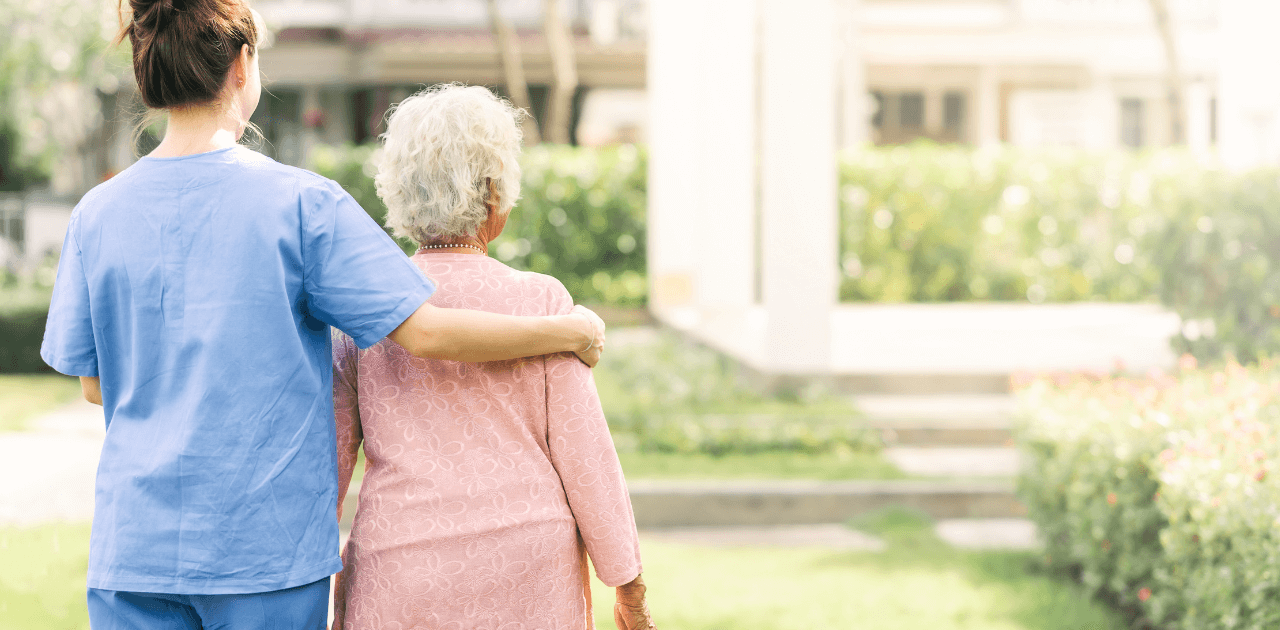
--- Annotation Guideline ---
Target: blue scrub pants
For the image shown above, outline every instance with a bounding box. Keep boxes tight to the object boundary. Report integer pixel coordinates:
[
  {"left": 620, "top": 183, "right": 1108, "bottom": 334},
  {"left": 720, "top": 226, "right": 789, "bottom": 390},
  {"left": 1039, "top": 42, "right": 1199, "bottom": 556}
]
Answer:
[{"left": 86, "top": 576, "right": 329, "bottom": 630}]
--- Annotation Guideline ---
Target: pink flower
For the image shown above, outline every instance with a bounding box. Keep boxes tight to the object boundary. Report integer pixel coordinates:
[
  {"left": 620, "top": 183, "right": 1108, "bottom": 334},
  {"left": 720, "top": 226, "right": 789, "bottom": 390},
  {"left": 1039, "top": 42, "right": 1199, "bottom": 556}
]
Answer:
[
  {"left": 1107, "top": 493, "right": 1118, "bottom": 505},
  {"left": 1139, "top": 587, "right": 1152, "bottom": 602},
  {"left": 1178, "top": 354, "right": 1198, "bottom": 371}
]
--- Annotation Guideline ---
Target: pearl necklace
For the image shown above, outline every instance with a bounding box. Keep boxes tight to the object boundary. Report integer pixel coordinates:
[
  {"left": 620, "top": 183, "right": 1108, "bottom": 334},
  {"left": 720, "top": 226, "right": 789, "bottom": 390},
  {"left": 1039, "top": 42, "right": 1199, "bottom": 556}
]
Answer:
[{"left": 416, "top": 243, "right": 487, "bottom": 255}]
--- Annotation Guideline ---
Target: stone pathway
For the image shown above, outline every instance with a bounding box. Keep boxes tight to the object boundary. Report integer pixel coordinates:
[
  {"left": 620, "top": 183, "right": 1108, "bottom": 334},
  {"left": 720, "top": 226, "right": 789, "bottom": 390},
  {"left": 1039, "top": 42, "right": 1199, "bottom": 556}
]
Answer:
[
  {"left": 641, "top": 524, "right": 886, "bottom": 551},
  {"left": 0, "top": 398, "right": 104, "bottom": 526}
]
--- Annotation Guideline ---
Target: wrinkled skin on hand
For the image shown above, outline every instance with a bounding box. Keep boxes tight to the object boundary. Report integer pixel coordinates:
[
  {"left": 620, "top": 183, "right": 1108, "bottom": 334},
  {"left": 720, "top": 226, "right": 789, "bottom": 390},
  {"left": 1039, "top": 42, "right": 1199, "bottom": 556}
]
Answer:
[{"left": 614, "top": 574, "right": 656, "bottom": 630}]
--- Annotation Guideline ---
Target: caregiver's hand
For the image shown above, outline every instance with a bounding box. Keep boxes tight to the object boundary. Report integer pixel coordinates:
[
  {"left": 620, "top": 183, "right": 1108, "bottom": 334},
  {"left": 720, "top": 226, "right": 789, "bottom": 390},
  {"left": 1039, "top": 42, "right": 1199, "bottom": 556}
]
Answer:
[
  {"left": 614, "top": 574, "right": 656, "bottom": 630},
  {"left": 572, "top": 304, "right": 606, "bottom": 368}
]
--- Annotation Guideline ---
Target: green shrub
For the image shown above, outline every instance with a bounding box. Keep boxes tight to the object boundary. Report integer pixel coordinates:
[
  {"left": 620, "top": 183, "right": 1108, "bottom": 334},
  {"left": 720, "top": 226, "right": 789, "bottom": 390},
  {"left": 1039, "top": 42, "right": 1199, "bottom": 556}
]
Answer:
[
  {"left": 1148, "top": 167, "right": 1280, "bottom": 362},
  {"left": 1017, "top": 361, "right": 1280, "bottom": 629},
  {"left": 593, "top": 329, "right": 878, "bottom": 455},
  {"left": 840, "top": 143, "right": 1280, "bottom": 362},
  {"left": 838, "top": 143, "right": 1164, "bottom": 303},
  {"left": 0, "top": 287, "right": 53, "bottom": 374},
  {"left": 308, "top": 143, "right": 648, "bottom": 306}
]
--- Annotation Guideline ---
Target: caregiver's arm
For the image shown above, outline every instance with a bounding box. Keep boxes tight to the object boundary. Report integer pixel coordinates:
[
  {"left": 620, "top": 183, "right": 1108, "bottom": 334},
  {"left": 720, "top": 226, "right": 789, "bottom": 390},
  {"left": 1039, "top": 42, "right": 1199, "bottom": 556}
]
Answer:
[
  {"left": 79, "top": 376, "right": 102, "bottom": 406},
  {"left": 388, "top": 302, "right": 606, "bottom": 366}
]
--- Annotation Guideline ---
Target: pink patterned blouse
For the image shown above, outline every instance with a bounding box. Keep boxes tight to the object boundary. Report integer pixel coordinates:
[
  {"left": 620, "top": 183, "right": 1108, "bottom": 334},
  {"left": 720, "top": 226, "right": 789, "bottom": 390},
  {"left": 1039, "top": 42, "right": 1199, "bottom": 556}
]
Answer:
[{"left": 332, "top": 253, "right": 643, "bottom": 630}]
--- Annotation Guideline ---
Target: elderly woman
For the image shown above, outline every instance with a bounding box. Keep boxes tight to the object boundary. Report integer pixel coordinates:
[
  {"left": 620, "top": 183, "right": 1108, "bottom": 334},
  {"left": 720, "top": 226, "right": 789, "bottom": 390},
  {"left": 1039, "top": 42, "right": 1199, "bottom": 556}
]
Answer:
[{"left": 332, "top": 84, "right": 656, "bottom": 630}]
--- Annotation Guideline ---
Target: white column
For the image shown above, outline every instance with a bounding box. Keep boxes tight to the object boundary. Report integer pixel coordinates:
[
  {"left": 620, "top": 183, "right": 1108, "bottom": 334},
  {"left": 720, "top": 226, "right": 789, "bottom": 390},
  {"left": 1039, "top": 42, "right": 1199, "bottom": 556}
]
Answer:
[
  {"left": 1185, "top": 81, "right": 1213, "bottom": 155},
  {"left": 1218, "top": 0, "right": 1280, "bottom": 170},
  {"left": 975, "top": 66, "right": 1000, "bottom": 146},
  {"left": 759, "top": 0, "right": 837, "bottom": 373},
  {"left": 646, "top": 0, "right": 703, "bottom": 312},
  {"left": 693, "top": 1, "right": 757, "bottom": 309},
  {"left": 648, "top": 0, "right": 757, "bottom": 314},
  {"left": 837, "top": 0, "right": 868, "bottom": 149}
]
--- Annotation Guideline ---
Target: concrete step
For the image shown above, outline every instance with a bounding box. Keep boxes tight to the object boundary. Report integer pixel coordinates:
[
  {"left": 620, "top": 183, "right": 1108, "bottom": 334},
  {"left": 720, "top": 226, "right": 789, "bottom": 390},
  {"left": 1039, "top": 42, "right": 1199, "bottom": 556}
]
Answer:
[
  {"left": 640, "top": 519, "right": 1040, "bottom": 551},
  {"left": 627, "top": 479, "right": 1021, "bottom": 527},
  {"left": 883, "top": 447, "right": 1021, "bottom": 478},
  {"left": 344, "top": 478, "right": 1024, "bottom": 530},
  {"left": 854, "top": 394, "right": 1016, "bottom": 447}
]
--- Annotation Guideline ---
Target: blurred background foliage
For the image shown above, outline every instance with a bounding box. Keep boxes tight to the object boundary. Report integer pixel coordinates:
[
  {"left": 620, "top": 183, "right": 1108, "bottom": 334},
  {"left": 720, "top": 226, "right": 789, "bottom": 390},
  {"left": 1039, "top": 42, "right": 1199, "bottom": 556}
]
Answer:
[
  {"left": 841, "top": 143, "right": 1280, "bottom": 361},
  {"left": 1016, "top": 361, "right": 1280, "bottom": 629},
  {"left": 0, "top": 0, "right": 125, "bottom": 191},
  {"left": 592, "top": 329, "right": 878, "bottom": 457},
  {"left": 309, "top": 142, "right": 648, "bottom": 306}
]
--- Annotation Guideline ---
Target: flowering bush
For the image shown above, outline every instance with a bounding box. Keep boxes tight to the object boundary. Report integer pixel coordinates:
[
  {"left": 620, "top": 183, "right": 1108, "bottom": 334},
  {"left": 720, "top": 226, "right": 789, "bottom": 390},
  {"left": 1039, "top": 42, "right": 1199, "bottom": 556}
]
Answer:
[
  {"left": 1017, "top": 360, "right": 1280, "bottom": 629},
  {"left": 309, "top": 143, "right": 648, "bottom": 306}
]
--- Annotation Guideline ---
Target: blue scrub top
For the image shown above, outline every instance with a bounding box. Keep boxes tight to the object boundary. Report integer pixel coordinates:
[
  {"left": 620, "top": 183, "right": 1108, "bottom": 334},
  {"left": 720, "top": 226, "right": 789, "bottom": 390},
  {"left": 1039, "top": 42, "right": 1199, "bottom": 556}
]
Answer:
[{"left": 41, "top": 146, "right": 434, "bottom": 594}]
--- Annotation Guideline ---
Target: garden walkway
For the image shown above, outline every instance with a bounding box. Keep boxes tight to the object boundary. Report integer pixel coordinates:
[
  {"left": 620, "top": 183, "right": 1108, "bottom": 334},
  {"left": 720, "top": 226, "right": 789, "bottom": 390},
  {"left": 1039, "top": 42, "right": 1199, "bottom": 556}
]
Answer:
[
  {"left": 11, "top": 392, "right": 1039, "bottom": 550},
  {"left": 0, "top": 398, "right": 103, "bottom": 526}
]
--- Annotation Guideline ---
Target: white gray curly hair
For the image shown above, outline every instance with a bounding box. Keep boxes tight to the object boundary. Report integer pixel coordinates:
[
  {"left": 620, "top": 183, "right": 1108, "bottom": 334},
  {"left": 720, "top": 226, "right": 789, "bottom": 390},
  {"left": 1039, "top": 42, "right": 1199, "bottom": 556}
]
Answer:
[{"left": 375, "top": 84, "right": 525, "bottom": 242}]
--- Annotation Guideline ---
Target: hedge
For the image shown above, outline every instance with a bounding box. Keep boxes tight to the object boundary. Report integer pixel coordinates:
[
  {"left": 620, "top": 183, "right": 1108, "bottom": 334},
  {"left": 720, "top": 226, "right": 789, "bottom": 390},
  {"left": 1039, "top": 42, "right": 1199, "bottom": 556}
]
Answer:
[
  {"left": 0, "top": 288, "right": 53, "bottom": 373},
  {"left": 1017, "top": 361, "right": 1280, "bottom": 629},
  {"left": 309, "top": 143, "right": 648, "bottom": 306},
  {"left": 840, "top": 144, "right": 1280, "bottom": 361}
]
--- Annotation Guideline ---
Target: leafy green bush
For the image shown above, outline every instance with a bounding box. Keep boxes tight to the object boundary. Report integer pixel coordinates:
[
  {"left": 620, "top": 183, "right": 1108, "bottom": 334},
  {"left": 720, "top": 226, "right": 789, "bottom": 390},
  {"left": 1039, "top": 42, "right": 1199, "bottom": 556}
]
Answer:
[
  {"left": 593, "top": 329, "right": 878, "bottom": 455},
  {"left": 1147, "top": 167, "right": 1280, "bottom": 362},
  {"left": 309, "top": 143, "right": 648, "bottom": 306},
  {"left": 0, "top": 286, "right": 53, "bottom": 374},
  {"left": 1017, "top": 360, "right": 1280, "bottom": 629},
  {"left": 839, "top": 143, "right": 1165, "bottom": 303},
  {"left": 842, "top": 143, "right": 1280, "bottom": 362}
]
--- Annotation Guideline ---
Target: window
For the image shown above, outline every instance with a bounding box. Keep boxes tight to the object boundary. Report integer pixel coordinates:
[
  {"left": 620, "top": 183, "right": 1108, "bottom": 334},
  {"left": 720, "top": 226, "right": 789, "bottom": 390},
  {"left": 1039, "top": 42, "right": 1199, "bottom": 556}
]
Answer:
[
  {"left": 899, "top": 92, "right": 924, "bottom": 129},
  {"left": 943, "top": 91, "right": 967, "bottom": 141},
  {"left": 871, "top": 91, "right": 886, "bottom": 129},
  {"left": 1120, "top": 98, "right": 1144, "bottom": 148}
]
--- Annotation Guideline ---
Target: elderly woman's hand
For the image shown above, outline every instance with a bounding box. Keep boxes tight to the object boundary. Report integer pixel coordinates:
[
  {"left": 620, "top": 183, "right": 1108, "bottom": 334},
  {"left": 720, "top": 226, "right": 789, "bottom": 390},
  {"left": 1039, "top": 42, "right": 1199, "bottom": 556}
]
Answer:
[
  {"left": 614, "top": 574, "right": 656, "bottom": 630},
  {"left": 571, "top": 305, "right": 606, "bottom": 368}
]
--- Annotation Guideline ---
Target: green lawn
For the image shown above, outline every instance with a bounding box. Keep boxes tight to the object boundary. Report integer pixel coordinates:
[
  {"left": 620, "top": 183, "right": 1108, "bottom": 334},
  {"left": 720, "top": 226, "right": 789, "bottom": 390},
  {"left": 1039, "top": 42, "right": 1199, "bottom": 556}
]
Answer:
[
  {"left": 2, "top": 512, "right": 1125, "bottom": 630},
  {"left": 0, "top": 523, "right": 91, "bottom": 630},
  {"left": 0, "top": 375, "right": 81, "bottom": 432},
  {"left": 590, "top": 509, "right": 1127, "bottom": 630},
  {"left": 618, "top": 450, "right": 907, "bottom": 481}
]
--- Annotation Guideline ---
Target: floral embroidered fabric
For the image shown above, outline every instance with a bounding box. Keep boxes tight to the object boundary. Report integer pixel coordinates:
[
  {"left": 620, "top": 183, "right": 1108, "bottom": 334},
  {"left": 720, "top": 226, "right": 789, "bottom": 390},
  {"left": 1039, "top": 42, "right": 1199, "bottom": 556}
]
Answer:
[{"left": 332, "top": 253, "right": 643, "bottom": 630}]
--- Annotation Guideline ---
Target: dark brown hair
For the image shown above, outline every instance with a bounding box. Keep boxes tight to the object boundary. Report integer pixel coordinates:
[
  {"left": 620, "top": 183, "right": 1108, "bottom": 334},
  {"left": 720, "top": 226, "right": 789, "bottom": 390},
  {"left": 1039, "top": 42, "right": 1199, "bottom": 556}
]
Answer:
[{"left": 115, "top": 0, "right": 260, "bottom": 109}]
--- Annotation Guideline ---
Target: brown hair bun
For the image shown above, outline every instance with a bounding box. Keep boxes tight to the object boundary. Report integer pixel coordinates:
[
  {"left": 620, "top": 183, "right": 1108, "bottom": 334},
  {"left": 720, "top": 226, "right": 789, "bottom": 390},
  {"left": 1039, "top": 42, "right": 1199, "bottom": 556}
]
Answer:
[{"left": 116, "top": 0, "right": 259, "bottom": 109}]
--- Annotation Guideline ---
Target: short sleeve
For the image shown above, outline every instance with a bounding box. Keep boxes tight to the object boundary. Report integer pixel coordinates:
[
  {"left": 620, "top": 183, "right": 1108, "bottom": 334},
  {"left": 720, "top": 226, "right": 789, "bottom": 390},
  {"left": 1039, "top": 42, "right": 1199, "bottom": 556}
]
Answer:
[
  {"left": 300, "top": 179, "right": 435, "bottom": 349},
  {"left": 41, "top": 213, "right": 98, "bottom": 377}
]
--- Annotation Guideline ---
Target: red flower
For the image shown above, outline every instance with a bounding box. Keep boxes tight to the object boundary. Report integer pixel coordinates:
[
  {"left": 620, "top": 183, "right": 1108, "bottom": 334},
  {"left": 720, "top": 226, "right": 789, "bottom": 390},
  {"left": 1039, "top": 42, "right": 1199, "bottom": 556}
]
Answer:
[
  {"left": 1139, "top": 587, "right": 1152, "bottom": 602},
  {"left": 1257, "top": 469, "right": 1268, "bottom": 482}
]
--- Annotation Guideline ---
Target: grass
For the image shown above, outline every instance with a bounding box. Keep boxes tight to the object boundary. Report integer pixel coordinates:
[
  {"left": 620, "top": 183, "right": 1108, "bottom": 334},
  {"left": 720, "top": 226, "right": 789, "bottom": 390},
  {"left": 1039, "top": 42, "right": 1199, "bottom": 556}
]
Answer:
[
  {"left": 589, "top": 508, "right": 1127, "bottom": 630},
  {"left": 617, "top": 450, "right": 907, "bottom": 481},
  {"left": 0, "top": 523, "right": 91, "bottom": 630},
  {"left": 0, "top": 375, "right": 81, "bottom": 432},
  {"left": 2, "top": 513, "right": 1126, "bottom": 630}
]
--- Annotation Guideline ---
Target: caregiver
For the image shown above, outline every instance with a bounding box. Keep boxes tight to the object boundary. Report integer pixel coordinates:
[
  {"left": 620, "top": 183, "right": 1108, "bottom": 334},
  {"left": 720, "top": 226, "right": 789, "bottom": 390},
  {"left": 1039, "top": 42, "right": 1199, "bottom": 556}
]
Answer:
[{"left": 39, "top": 0, "right": 605, "bottom": 628}]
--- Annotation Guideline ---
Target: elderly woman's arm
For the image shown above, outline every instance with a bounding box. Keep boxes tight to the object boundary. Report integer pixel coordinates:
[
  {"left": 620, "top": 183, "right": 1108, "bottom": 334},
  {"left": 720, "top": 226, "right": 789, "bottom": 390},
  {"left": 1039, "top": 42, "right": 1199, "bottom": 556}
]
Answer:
[
  {"left": 542, "top": 348, "right": 653, "bottom": 628},
  {"left": 388, "top": 302, "right": 605, "bottom": 366}
]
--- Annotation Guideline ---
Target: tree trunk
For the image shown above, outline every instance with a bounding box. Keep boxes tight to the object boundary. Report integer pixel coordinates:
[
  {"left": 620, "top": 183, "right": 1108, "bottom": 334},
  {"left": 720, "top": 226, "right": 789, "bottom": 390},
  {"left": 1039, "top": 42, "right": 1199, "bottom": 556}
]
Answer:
[
  {"left": 542, "top": 0, "right": 578, "bottom": 145},
  {"left": 1149, "top": 0, "right": 1186, "bottom": 144},
  {"left": 485, "top": 0, "right": 541, "bottom": 144}
]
